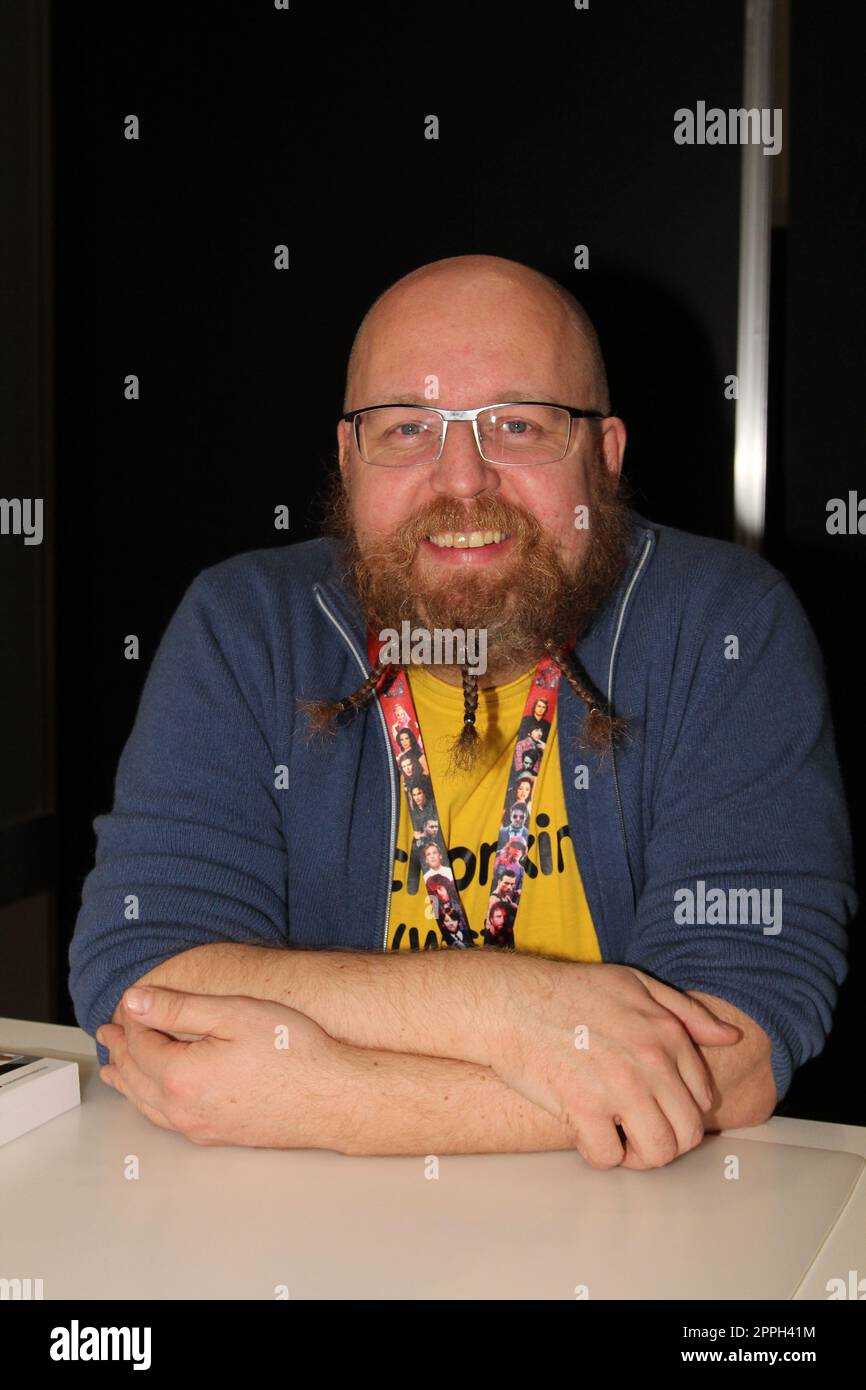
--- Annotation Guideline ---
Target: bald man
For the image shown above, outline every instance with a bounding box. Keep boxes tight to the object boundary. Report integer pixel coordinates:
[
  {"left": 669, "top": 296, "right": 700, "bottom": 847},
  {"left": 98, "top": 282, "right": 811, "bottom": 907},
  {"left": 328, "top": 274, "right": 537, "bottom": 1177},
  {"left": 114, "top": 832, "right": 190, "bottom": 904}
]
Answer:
[{"left": 71, "top": 255, "right": 854, "bottom": 1169}]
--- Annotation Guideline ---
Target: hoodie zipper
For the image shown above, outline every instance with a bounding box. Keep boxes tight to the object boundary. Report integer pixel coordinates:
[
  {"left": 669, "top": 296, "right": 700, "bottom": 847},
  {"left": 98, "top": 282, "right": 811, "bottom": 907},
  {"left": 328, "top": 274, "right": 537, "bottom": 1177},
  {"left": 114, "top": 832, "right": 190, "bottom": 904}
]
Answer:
[
  {"left": 607, "top": 532, "right": 653, "bottom": 909},
  {"left": 313, "top": 588, "right": 397, "bottom": 950}
]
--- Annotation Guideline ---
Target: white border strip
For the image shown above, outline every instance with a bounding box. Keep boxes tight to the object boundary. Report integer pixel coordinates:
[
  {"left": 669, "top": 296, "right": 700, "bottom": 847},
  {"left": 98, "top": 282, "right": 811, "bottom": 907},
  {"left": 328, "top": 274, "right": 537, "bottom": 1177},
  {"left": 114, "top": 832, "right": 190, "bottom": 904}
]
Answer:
[{"left": 734, "top": 0, "right": 775, "bottom": 550}]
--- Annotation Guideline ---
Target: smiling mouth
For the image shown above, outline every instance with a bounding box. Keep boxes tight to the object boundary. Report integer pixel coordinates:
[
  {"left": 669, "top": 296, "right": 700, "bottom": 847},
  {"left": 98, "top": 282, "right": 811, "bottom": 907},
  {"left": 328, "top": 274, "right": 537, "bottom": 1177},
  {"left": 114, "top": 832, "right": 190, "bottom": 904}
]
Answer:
[{"left": 425, "top": 530, "right": 510, "bottom": 549}]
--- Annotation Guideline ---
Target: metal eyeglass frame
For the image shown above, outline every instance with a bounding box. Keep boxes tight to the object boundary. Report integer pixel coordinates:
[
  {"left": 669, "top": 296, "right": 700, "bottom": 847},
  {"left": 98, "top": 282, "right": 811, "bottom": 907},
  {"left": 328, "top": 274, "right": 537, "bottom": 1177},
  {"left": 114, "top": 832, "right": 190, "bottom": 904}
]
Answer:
[{"left": 339, "top": 402, "right": 607, "bottom": 466}]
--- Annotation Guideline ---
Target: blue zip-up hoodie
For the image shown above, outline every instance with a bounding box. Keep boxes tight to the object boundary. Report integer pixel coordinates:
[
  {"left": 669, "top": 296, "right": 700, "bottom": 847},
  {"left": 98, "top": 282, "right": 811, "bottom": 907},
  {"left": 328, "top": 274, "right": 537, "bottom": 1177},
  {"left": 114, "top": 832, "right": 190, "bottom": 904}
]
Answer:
[{"left": 68, "top": 510, "right": 856, "bottom": 1101}]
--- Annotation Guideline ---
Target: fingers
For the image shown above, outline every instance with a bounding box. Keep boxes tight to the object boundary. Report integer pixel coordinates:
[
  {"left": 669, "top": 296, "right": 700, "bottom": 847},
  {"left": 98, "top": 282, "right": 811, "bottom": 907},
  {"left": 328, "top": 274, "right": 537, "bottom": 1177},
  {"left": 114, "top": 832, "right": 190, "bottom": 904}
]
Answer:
[
  {"left": 636, "top": 1015, "right": 714, "bottom": 1114},
  {"left": 614, "top": 1097, "right": 681, "bottom": 1169},
  {"left": 619, "top": 1029, "right": 709, "bottom": 1164},
  {"left": 649, "top": 1072, "right": 707, "bottom": 1160},
  {"left": 569, "top": 1036, "right": 709, "bottom": 1170},
  {"left": 636, "top": 973, "right": 740, "bottom": 1047},
  {"left": 572, "top": 1104, "right": 697, "bottom": 1170},
  {"left": 118, "top": 985, "right": 236, "bottom": 1041},
  {"left": 99, "top": 1049, "right": 176, "bottom": 1132},
  {"left": 576, "top": 1092, "right": 704, "bottom": 1171},
  {"left": 98, "top": 1021, "right": 179, "bottom": 1119},
  {"left": 675, "top": 1037, "right": 716, "bottom": 1112},
  {"left": 123, "top": 1013, "right": 204, "bottom": 1086},
  {"left": 572, "top": 1114, "right": 625, "bottom": 1169},
  {"left": 101, "top": 1066, "right": 174, "bottom": 1130}
]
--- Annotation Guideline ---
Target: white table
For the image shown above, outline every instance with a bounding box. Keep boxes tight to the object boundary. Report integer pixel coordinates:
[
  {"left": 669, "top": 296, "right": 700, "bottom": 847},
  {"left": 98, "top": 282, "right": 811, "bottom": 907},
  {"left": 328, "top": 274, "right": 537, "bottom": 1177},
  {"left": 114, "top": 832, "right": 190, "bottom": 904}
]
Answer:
[{"left": 1, "top": 1017, "right": 863, "bottom": 1300}]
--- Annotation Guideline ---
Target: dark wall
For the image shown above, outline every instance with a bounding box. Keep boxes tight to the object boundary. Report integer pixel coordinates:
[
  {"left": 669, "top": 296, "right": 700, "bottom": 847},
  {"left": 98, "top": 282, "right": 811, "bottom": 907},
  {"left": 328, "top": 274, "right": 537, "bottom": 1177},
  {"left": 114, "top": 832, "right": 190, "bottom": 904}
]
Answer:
[
  {"left": 0, "top": 0, "right": 56, "bottom": 1019},
  {"left": 50, "top": 1, "right": 862, "bottom": 1120},
  {"left": 763, "top": 1, "right": 865, "bottom": 1122}
]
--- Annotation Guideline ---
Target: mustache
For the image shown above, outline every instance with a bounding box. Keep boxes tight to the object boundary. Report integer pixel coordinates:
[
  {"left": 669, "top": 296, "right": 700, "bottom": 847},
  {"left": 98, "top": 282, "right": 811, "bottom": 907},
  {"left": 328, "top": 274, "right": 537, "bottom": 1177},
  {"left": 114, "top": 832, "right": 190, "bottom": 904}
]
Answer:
[{"left": 382, "top": 496, "right": 543, "bottom": 564}]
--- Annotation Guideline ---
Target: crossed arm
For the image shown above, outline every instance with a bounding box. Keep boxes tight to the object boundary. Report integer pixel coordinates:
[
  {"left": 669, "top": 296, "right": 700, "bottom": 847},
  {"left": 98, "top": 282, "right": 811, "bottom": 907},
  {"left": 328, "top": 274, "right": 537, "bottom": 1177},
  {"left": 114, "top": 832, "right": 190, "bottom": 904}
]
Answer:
[{"left": 103, "top": 942, "right": 777, "bottom": 1164}]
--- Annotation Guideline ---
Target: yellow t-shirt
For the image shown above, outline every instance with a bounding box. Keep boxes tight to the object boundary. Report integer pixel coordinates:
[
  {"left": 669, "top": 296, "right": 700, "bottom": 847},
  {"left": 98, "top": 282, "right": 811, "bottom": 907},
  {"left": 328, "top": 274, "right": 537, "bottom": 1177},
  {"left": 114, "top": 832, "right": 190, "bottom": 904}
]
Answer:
[{"left": 387, "top": 665, "right": 601, "bottom": 960}]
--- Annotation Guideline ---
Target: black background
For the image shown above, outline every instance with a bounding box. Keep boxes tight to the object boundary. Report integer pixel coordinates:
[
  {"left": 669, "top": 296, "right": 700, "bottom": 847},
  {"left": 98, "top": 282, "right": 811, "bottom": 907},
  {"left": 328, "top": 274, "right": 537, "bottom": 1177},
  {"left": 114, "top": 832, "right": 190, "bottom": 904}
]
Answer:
[{"left": 51, "top": 1, "right": 863, "bottom": 1122}]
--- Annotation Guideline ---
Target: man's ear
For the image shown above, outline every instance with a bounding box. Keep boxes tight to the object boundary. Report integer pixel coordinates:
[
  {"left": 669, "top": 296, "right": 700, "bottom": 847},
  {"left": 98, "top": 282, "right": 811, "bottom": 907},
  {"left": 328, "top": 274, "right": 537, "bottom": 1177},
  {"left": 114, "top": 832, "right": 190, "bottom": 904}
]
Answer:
[
  {"left": 336, "top": 419, "right": 352, "bottom": 479},
  {"left": 600, "top": 415, "right": 626, "bottom": 481}
]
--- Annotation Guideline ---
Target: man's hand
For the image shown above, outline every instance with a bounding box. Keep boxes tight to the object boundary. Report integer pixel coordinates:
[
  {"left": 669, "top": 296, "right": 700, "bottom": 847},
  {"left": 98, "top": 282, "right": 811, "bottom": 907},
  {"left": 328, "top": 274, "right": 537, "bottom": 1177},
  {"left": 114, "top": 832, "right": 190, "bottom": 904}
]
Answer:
[
  {"left": 97, "top": 986, "right": 349, "bottom": 1149},
  {"left": 488, "top": 960, "right": 740, "bottom": 1170}
]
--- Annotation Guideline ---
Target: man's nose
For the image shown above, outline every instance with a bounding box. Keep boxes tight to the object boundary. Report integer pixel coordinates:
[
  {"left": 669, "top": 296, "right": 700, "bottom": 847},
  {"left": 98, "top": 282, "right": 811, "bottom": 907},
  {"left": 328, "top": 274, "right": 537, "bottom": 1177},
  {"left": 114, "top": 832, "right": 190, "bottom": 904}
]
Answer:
[{"left": 428, "top": 421, "right": 499, "bottom": 496}]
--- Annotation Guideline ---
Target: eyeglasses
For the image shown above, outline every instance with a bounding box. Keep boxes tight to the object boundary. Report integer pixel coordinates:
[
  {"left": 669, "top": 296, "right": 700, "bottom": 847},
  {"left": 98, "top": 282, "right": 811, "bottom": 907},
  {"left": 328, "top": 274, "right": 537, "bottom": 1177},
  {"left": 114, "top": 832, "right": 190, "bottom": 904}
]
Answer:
[{"left": 340, "top": 401, "right": 606, "bottom": 467}]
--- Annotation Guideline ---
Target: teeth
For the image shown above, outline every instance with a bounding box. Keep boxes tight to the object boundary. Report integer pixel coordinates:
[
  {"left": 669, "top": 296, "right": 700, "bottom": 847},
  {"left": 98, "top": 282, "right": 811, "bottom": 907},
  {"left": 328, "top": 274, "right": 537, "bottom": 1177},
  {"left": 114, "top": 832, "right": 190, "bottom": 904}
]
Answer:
[{"left": 427, "top": 530, "right": 508, "bottom": 548}]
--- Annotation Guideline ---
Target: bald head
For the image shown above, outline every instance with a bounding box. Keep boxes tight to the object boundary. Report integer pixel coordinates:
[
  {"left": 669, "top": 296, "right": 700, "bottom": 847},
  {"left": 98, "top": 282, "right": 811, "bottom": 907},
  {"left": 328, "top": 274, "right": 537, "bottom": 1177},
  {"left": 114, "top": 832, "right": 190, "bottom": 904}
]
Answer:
[{"left": 343, "top": 254, "right": 610, "bottom": 417}]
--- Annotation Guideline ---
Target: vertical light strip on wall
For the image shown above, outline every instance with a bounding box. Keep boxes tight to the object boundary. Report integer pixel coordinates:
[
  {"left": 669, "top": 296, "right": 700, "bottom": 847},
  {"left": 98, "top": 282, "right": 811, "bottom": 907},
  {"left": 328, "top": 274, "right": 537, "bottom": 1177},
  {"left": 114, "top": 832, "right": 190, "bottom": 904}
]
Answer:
[{"left": 734, "top": 0, "right": 775, "bottom": 550}]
